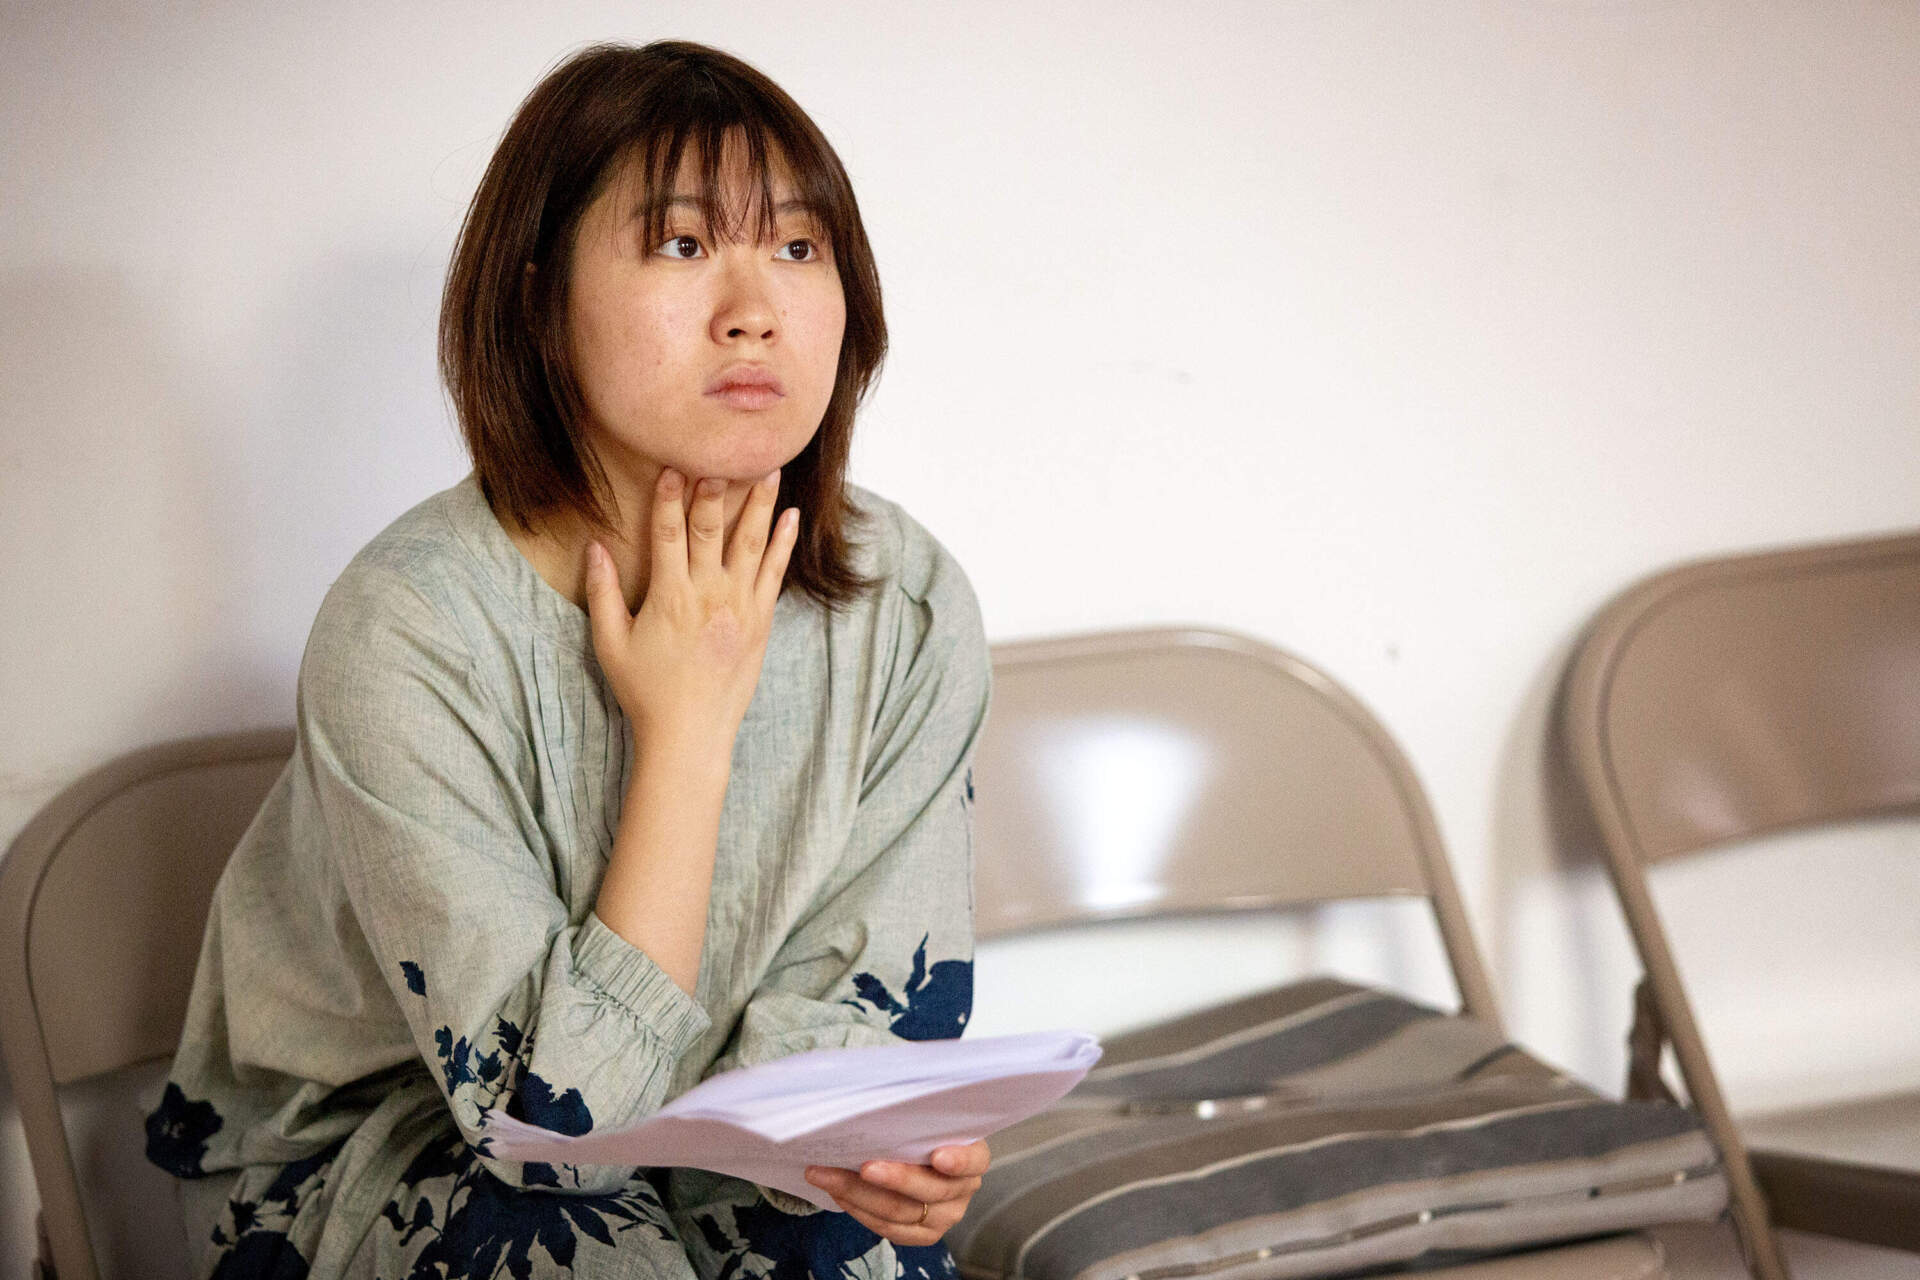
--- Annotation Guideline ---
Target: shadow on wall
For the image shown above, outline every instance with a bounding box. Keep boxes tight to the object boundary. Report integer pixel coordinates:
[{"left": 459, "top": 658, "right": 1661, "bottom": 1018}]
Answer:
[
  {"left": 1485, "top": 627, "right": 1642, "bottom": 1096},
  {"left": 0, "top": 264, "right": 270, "bottom": 753},
  {"left": 0, "top": 242, "right": 460, "bottom": 1279},
  {"left": 0, "top": 242, "right": 458, "bottom": 793},
  {"left": 237, "top": 242, "right": 466, "bottom": 590},
  {"left": 0, "top": 261, "right": 240, "bottom": 1280}
]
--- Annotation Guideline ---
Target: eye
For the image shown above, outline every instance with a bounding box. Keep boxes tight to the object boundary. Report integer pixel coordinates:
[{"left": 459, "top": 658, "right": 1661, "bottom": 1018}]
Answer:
[
  {"left": 776, "top": 238, "right": 824, "bottom": 263},
  {"left": 653, "top": 234, "right": 705, "bottom": 260}
]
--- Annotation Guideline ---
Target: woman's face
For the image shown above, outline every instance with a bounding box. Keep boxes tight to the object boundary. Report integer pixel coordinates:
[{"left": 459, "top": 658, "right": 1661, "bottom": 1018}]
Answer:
[{"left": 564, "top": 134, "right": 846, "bottom": 488}]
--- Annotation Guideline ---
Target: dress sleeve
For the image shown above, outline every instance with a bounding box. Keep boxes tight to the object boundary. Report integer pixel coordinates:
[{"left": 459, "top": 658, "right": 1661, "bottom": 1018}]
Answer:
[
  {"left": 295, "top": 565, "right": 711, "bottom": 1194},
  {"left": 703, "top": 531, "right": 992, "bottom": 1210}
]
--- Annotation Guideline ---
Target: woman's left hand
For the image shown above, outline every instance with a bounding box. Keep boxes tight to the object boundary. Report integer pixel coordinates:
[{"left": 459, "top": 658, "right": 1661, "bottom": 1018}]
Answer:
[{"left": 804, "top": 1140, "right": 991, "bottom": 1245}]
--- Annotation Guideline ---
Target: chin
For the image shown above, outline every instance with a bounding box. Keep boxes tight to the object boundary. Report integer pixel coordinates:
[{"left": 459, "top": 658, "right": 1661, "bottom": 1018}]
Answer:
[
  {"left": 681, "top": 450, "right": 790, "bottom": 484},
  {"left": 684, "top": 426, "right": 820, "bottom": 481}
]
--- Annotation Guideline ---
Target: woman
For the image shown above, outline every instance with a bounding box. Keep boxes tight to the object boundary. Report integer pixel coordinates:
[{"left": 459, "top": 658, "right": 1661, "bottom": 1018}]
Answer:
[{"left": 144, "top": 39, "right": 992, "bottom": 1280}]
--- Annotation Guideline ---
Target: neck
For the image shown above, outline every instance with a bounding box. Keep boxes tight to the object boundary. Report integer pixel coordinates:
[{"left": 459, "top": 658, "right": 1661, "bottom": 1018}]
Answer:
[{"left": 504, "top": 458, "right": 757, "bottom": 616}]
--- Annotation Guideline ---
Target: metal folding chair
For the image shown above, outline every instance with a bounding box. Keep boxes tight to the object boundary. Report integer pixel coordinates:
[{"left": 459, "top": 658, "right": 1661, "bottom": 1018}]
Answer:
[
  {"left": 970, "top": 625, "right": 1707, "bottom": 1279},
  {"left": 1, "top": 729, "right": 295, "bottom": 1280},
  {"left": 1561, "top": 528, "right": 1920, "bottom": 1272}
]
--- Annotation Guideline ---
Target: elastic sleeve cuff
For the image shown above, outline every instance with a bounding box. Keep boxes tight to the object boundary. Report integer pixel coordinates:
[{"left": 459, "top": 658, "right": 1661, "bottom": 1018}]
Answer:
[{"left": 575, "top": 911, "right": 713, "bottom": 1058}]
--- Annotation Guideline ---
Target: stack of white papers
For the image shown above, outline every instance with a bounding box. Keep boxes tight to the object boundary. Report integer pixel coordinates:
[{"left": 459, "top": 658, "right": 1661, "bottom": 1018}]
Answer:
[{"left": 480, "top": 1030, "right": 1101, "bottom": 1211}]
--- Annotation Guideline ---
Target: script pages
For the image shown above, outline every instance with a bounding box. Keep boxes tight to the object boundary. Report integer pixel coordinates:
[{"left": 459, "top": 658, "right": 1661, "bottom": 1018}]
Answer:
[{"left": 479, "top": 1028, "right": 1102, "bottom": 1211}]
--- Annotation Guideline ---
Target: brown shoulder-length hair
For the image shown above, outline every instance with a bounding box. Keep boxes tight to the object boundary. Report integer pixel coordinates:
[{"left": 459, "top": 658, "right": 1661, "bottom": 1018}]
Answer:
[{"left": 440, "top": 40, "right": 885, "bottom": 611}]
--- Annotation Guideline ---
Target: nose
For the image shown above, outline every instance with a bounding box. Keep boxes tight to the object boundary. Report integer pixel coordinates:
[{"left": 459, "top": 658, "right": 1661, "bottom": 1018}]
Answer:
[{"left": 710, "top": 249, "right": 777, "bottom": 343}]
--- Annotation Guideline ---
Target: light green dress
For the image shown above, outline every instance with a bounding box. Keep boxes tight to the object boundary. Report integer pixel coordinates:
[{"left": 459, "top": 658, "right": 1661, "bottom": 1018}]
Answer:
[{"left": 142, "top": 472, "right": 990, "bottom": 1280}]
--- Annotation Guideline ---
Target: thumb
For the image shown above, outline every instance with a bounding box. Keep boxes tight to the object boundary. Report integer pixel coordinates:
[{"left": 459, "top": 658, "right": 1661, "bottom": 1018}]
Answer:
[{"left": 581, "top": 542, "right": 629, "bottom": 657}]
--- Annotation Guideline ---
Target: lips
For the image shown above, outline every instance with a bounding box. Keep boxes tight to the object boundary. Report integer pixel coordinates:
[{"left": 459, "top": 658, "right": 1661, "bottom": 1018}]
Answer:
[{"left": 705, "top": 365, "right": 786, "bottom": 396}]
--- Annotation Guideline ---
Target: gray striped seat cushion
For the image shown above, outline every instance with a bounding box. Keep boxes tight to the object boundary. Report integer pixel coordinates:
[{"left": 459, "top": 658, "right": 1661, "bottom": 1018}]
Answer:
[{"left": 947, "top": 978, "right": 1727, "bottom": 1280}]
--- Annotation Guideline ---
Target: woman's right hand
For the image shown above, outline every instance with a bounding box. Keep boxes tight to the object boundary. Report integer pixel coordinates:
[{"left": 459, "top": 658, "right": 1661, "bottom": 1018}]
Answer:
[{"left": 583, "top": 465, "right": 798, "bottom": 756}]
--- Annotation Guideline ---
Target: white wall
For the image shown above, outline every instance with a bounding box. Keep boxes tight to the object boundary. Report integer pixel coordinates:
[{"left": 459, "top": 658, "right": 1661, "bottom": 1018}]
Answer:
[{"left": 5, "top": 2, "right": 1919, "bottom": 1272}]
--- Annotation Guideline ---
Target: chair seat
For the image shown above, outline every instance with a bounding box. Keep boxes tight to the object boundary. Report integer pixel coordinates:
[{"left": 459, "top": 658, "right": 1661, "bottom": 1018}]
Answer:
[
  {"left": 1740, "top": 1089, "right": 1920, "bottom": 1170},
  {"left": 1653, "top": 1221, "right": 1920, "bottom": 1280},
  {"left": 1414, "top": 1235, "right": 1665, "bottom": 1280},
  {"left": 63, "top": 1057, "right": 194, "bottom": 1280},
  {"left": 948, "top": 978, "right": 1724, "bottom": 1280},
  {"left": 1738, "top": 1090, "right": 1920, "bottom": 1251}
]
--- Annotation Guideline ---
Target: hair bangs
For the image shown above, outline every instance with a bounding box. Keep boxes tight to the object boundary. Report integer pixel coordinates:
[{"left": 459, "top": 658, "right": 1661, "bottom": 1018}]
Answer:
[{"left": 624, "top": 88, "right": 844, "bottom": 259}]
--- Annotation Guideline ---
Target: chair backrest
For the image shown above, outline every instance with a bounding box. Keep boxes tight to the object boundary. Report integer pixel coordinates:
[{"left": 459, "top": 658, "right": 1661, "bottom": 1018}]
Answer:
[
  {"left": 1563, "top": 529, "right": 1920, "bottom": 866},
  {"left": 971, "top": 626, "right": 1499, "bottom": 1025},
  {"left": 0, "top": 728, "right": 294, "bottom": 1280}
]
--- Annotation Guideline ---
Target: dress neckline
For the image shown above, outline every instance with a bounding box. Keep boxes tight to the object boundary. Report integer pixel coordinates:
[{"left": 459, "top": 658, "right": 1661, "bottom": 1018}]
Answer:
[
  {"left": 442, "top": 471, "right": 597, "bottom": 657},
  {"left": 438, "top": 469, "right": 811, "bottom": 661}
]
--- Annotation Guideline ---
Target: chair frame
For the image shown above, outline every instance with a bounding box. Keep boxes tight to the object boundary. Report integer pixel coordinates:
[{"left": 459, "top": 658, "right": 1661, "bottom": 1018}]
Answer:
[
  {"left": 1562, "top": 528, "right": 1920, "bottom": 1280},
  {"left": 0, "top": 728, "right": 296, "bottom": 1280}
]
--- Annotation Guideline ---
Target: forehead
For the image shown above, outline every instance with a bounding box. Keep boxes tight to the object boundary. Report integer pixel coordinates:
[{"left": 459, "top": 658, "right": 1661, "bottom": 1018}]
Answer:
[
  {"left": 601, "top": 130, "right": 812, "bottom": 228},
  {"left": 665, "top": 130, "right": 794, "bottom": 193}
]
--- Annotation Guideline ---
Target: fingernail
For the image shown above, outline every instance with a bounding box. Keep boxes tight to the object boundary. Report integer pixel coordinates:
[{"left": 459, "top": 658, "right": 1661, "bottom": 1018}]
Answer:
[
  {"left": 764, "top": 467, "right": 780, "bottom": 485},
  {"left": 586, "top": 543, "right": 603, "bottom": 572},
  {"left": 661, "top": 469, "right": 682, "bottom": 494}
]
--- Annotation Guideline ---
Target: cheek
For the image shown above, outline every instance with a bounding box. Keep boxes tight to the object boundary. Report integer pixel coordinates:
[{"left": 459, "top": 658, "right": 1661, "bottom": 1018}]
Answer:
[
  {"left": 571, "top": 284, "right": 629, "bottom": 377},
  {"left": 609, "top": 293, "right": 670, "bottom": 352},
  {"left": 799, "top": 290, "right": 848, "bottom": 369},
  {"left": 639, "top": 305, "right": 685, "bottom": 373},
  {"left": 581, "top": 296, "right": 682, "bottom": 385}
]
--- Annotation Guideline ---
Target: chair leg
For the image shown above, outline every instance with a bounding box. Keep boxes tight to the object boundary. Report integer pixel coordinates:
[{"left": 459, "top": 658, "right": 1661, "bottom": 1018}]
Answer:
[
  {"left": 1724, "top": 1168, "right": 1793, "bottom": 1280},
  {"left": 34, "top": 1208, "right": 59, "bottom": 1280},
  {"left": 1611, "top": 932, "right": 1792, "bottom": 1277}
]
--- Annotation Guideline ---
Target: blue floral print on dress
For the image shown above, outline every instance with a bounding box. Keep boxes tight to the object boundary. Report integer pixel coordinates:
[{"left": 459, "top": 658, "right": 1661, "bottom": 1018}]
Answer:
[
  {"left": 843, "top": 934, "right": 972, "bottom": 1041},
  {"left": 205, "top": 1135, "right": 346, "bottom": 1279},
  {"left": 404, "top": 959, "right": 595, "bottom": 1189},
  {"left": 379, "top": 1128, "right": 670, "bottom": 1280},
  {"left": 145, "top": 1081, "right": 224, "bottom": 1178}
]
